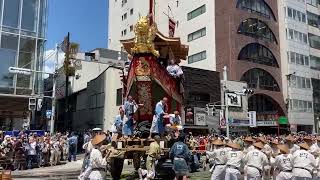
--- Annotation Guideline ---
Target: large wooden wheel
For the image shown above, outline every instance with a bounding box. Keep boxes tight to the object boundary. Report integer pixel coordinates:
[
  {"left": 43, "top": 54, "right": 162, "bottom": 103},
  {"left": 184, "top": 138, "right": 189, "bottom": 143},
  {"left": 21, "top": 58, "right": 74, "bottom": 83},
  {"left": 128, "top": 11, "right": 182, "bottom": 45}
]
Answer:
[
  {"left": 109, "top": 158, "right": 124, "bottom": 180},
  {"left": 132, "top": 152, "right": 141, "bottom": 170}
]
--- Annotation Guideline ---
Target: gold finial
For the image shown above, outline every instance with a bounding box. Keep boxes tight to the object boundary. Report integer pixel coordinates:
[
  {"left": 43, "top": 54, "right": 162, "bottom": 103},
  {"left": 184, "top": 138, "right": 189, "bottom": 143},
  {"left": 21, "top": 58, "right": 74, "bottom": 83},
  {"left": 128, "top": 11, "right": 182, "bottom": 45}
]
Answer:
[{"left": 131, "top": 16, "right": 159, "bottom": 57}]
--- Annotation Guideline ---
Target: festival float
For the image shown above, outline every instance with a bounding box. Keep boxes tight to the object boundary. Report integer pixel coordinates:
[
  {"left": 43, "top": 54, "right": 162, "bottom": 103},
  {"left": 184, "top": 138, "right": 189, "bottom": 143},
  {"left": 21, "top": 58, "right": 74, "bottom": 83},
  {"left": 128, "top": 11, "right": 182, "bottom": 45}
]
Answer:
[{"left": 109, "top": 15, "right": 188, "bottom": 177}]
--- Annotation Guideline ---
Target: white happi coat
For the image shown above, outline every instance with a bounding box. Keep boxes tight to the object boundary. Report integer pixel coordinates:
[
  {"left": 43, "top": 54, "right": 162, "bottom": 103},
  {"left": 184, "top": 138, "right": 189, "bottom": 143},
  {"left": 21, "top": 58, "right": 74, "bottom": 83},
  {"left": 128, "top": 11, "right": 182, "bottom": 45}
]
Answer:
[
  {"left": 88, "top": 148, "right": 107, "bottom": 180},
  {"left": 225, "top": 150, "right": 244, "bottom": 180},
  {"left": 292, "top": 149, "right": 316, "bottom": 178},
  {"left": 244, "top": 148, "right": 269, "bottom": 180},
  {"left": 208, "top": 147, "right": 227, "bottom": 180},
  {"left": 273, "top": 154, "right": 293, "bottom": 180}
]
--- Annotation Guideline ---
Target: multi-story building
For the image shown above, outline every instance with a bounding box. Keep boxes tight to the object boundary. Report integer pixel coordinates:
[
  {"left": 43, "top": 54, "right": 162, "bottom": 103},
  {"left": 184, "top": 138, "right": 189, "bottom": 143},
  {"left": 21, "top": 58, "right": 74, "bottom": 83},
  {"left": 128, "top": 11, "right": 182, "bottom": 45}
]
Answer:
[
  {"left": 215, "top": 0, "right": 287, "bottom": 133},
  {"left": 0, "top": 0, "right": 48, "bottom": 130},
  {"left": 278, "top": 0, "right": 320, "bottom": 133},
  {"left": 108, "top": 0, "right": 216, "bottom": 71},
  {"left": 55, "top": 48, "right": 126, "bottom": 131}
]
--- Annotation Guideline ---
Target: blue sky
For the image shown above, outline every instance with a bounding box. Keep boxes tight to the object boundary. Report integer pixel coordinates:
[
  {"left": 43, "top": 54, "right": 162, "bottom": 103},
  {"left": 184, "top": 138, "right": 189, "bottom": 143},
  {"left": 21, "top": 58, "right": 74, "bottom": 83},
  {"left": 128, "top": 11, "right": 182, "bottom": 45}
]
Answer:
[
  {"left": 44, "top": 0, "right": 108, "bottom": 73},
  {"left": 46, "top": 0, "right": 108, "bottom": 51}
]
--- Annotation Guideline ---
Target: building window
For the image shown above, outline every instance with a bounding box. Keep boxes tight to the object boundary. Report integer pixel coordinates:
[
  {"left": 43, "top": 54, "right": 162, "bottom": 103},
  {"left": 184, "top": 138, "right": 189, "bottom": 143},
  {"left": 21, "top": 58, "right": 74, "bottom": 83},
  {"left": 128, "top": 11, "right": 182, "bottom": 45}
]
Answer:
[
  {"left": 236, "top": 0, "right": 276, "bottom": 21},
  {"left": 0, "top": 48, "right": 15, "bottom": 92},
  {"left": 286, "top": 29, "right": 308, "bottom": 44},
  {"left": 238, "top": 43, "right": 279, "bottom": 67},
  {"left": 187, "top": 5, "right": 206, "bottom": 21},
  {"left": 307, "top": 11, "right": 319, "bottom": 27},
  {"left": 130, "top": 25, "right": 133, "bottom": 32},
  {"left": 121, "top": 0, "right": 127, "bottom": 7},
  {"left": 287, "top": 51, "right": 309, "bottom": 67},
  {"left": 287, "top": 7, "right": 306, "bottom": 23},
  {"left": 309, "top": 33, "right": 320, "bottom": 49},
  {"left": 188, "top": 51, "right": 206, "bottom": 64},
  {"left": 187, "top": 27, "right": 206, "bottom": 42},
  {"left": 189, "top": 93, "right": 210, "bottom": 102},
  {"left": 310, "top": 55, "right": 320, "bottom": 70},
  {"left": 130, "top": 8, "right": 133, "bottom": 15},
  {"left": 123, "top": 29, "right": 127, "bottom": 36},
  {"left": 123, "top": 13, "right": 127, "bottom": 20},
  {"left": 289, "top": 75, "right": 312, "bottom": 89},
  {"left": 21, "top": 0, "right": 38, "bottom": 32},
  {"left": 307, "top": 0, "right": 318, "bottom": 6},
  {"left": 116, "top": 88, "right": 122, "bottom": 106},
  {"left": 121, "top": 31, "right": 123, "bottom": 36},
  {"left": 240, "top": 68, "right": 280, "bottom": 91},
  {"left": 3, "top": 0, "right": 21, "bottom": 29},
  {"left": 290, "top": 99, "right": 313, "bottom": 112},
  {"left": 238, "top": 18, "right": 277, "bottom": 44}
]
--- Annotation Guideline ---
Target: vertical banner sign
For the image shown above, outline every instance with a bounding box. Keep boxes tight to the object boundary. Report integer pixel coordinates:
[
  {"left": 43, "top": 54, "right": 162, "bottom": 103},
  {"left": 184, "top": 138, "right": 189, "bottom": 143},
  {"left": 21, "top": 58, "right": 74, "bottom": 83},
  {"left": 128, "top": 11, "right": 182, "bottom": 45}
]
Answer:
[
  {"left": 248, "top": 111, "right": 257, "bottom": 127},
  {"left": 169, "top": 18, "right": 176, "bottom": 37},
  {"left": 219, "top": 110, "right": 226, "bottom": 129}
]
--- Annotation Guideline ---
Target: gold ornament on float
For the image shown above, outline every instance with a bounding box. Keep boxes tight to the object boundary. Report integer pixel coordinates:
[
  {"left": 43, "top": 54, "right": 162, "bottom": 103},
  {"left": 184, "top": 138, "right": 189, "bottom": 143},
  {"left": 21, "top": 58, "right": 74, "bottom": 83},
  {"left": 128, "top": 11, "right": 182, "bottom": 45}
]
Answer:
[{"left": 131, "top": 16, "right": 159, "bottom": 57}]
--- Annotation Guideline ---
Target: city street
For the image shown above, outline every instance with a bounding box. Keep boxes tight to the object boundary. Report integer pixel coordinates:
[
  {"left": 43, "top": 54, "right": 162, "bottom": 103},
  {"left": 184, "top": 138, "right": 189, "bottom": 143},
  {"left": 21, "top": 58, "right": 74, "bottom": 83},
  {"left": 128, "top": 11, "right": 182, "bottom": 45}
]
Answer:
[{"left": 11, "top": 159, "right": 211, "bottom": 180}]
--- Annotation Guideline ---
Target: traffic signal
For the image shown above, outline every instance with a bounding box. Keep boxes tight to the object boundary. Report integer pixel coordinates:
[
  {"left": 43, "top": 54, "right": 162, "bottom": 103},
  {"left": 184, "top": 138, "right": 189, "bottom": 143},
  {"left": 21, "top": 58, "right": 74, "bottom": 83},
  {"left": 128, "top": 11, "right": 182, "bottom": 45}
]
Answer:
[
  {"left": 29, "top": 98, "right": 36, "bottom": 111},
  {"left": 242, "top": 89, "right": 254, "bottom": 95}
]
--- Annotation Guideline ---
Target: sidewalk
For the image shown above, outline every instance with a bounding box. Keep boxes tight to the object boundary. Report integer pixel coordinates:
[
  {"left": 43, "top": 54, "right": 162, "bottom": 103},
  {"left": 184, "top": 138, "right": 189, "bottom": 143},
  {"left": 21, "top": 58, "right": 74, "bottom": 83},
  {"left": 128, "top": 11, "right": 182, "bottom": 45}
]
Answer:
[
  {"left": 11, "top": 158, "right": 136, "bottom": 180},
  {"left": 12, "top": 160, "right": 82, "bottom": 180}
]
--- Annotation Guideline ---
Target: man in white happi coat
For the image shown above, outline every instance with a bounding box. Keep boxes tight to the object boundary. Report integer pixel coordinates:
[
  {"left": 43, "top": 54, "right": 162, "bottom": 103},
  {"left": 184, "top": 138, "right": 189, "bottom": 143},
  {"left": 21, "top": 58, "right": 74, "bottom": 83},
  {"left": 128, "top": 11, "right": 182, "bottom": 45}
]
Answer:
[
  {"left": 309, "top": 136, "right": 320, "bottom": 157},
  {"left": 88, "top": 134, "right": 108, "bottom": 180},
  {"left": 292, "top": 142, "right": 316, "bottom": 179},
  {"left": 225, "top": 142, "right": 244, "bottom": 180},
  {"left": 286, "top": 134, "right": 300, "bottom": 154},
  {"left": 243, "top": 136, "right": 255, "bottom": 153},
  {"left": 207, "top": 139, "right": 227, "bottom": 180},
  {"left": 273, "top": 144, "right": 293, "bottom": 180},
  {"left": 244, "top": 142, "right": 269, "bottom": 180}
]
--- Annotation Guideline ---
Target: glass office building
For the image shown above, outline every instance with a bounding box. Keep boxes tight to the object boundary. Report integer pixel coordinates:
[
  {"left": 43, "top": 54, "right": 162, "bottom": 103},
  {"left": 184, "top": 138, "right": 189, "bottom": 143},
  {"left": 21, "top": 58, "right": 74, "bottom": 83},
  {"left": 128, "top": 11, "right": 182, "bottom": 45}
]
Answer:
[{"left": 0, "top": 0, "right": 47, "bottom": 96}]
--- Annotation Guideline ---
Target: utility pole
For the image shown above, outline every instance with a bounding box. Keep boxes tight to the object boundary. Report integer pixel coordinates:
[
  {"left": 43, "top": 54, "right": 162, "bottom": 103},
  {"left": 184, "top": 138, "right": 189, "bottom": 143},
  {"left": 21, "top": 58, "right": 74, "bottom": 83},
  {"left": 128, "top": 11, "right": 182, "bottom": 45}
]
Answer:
[
  {"left": 50, "top": 43, "right": 58, "bottom": 134},
  {"left": 223, "top": 66, "right": 230, "bottom": 138}
]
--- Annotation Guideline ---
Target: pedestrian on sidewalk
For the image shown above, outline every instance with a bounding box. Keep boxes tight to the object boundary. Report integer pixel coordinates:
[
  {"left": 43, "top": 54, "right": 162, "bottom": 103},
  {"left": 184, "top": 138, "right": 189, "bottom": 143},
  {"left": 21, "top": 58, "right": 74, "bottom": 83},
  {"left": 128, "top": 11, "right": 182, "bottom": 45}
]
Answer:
[
  {"left": 50, "top": 136, "right": 61, "bottom": 166},
  {"left": 26, "top": 136, "right": 37, "bottom": 169},
  {"left": 68, "top": 132, "right": 78, "bottom": 162}
]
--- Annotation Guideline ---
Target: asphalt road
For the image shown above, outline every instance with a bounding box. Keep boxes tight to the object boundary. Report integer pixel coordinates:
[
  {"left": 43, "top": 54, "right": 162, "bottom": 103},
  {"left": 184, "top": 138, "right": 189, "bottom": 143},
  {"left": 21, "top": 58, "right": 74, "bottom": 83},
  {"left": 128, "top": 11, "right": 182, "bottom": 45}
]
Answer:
[{"left": 11, "top": 159, "right": 212, "bottom": 180}]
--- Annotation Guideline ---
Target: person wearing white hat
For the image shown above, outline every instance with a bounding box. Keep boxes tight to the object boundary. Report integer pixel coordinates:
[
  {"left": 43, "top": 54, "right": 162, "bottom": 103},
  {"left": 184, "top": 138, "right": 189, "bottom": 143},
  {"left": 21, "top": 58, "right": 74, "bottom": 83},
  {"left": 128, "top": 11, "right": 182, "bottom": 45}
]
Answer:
[
  {"left": 225, "top": 142, "right": 243, "bottom": 180},
  {"left": 273, "top": 144, "right": 293, "bottom": 180},
  {"left": 309, "top": 136, "right": 320, "bottom": 157},
  {"left": 292, "top": 142, "right": 316, "bottom": 179},
  {"left": 244, "top": 142, "right": 269, "bottom": 180},
  {"left": 88, "top": 134, "right": 108, "bottom": 180}
]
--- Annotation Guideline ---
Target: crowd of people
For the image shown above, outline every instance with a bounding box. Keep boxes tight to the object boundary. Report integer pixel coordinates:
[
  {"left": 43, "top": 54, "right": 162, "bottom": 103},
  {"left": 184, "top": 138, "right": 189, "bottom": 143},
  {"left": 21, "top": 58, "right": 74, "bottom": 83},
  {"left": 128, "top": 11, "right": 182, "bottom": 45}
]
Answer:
[
  {"left": 179, "top": 132, "right": 320, "bottom": 180},
  {"left": 0, "top": 131, "right": 79, "bottom": 171}
]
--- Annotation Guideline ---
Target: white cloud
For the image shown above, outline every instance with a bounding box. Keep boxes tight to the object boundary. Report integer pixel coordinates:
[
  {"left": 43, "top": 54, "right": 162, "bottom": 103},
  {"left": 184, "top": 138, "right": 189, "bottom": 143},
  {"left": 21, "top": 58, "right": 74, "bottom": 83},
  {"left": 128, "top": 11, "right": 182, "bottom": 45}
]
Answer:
[{"left": 43, "top": 49, "right": 65, "bottom": 78}]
